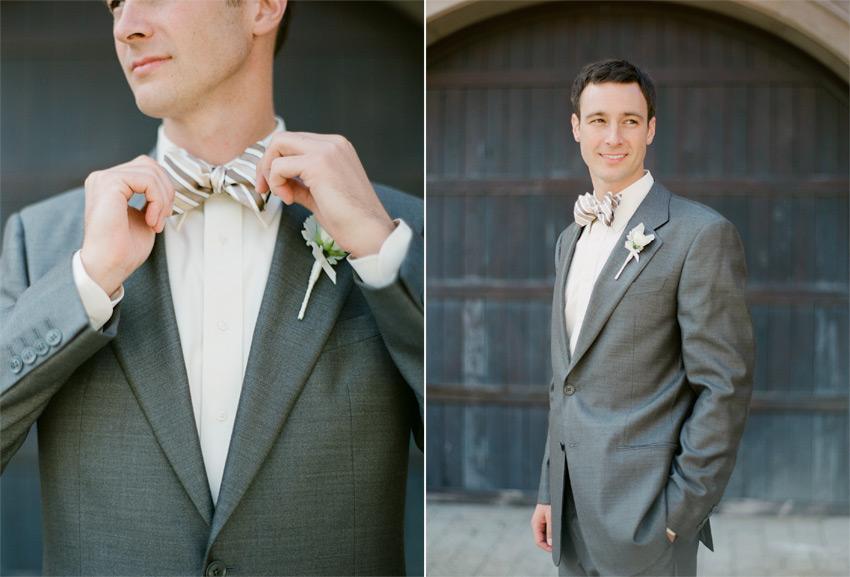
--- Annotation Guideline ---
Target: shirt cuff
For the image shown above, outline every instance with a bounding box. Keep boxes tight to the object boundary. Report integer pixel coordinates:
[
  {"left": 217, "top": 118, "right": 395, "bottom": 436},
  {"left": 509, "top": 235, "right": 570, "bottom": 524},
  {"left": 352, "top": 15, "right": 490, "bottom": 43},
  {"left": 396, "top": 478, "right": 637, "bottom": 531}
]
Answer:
[
  {"left": 347, "top": 219, "right": 412, "bottom": 289},
  {"left": 72, "top": 250, "right": 124, "bottom": 330}
]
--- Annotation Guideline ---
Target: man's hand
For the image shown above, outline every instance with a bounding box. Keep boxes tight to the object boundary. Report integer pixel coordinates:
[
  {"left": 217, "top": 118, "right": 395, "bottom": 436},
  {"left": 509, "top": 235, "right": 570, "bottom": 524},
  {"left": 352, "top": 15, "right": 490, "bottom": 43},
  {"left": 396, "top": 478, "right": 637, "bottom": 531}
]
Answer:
[
  {"left": 255, "top": 132, "right": 395, "bottom": 258},
  {"left": 666, "top": 528, "right": 677, "bottom": 543},
  {"left": 80, "top": 155, "right": 174, "bottom": 296},
  {"left": 531, "top": 503, "right": 553, "bottom": 553}
]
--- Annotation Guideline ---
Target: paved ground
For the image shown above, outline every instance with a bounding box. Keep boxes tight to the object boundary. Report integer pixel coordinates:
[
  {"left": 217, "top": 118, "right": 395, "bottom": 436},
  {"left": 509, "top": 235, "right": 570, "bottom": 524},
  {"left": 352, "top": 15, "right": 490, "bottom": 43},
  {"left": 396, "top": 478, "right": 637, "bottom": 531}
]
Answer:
[{"left": 427, "top": 501, "right": 850, "bottom": 577}]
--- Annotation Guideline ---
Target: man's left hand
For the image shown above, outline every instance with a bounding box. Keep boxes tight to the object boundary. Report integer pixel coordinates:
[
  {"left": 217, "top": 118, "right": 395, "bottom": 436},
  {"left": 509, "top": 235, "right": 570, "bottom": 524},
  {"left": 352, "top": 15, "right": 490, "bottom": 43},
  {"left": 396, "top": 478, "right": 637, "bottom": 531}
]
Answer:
[
  {"left": 255, "top": 132, "right": 395, "bottom": 258},
  {"left": 666, "top": 528, "right": 677, "bottom": 543}
]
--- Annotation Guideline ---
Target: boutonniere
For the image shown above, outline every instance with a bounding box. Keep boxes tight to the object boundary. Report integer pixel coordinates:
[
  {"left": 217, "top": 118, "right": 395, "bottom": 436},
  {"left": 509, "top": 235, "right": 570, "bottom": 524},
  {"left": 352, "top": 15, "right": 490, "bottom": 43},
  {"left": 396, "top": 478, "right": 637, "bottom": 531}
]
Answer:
[
  {"left": 298, "top": 216, "right": 348, "bottom": 320},
  {"left": 614, "top": 223, "right": 655, "bottom": 280}
]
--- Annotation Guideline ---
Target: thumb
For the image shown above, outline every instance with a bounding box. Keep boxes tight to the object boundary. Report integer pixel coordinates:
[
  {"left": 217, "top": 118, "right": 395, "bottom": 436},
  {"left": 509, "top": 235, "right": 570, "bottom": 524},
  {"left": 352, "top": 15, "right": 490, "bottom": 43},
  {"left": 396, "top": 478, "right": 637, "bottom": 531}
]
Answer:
[{"left": 546, "top": 509, "right": 552, "bottom": 546}]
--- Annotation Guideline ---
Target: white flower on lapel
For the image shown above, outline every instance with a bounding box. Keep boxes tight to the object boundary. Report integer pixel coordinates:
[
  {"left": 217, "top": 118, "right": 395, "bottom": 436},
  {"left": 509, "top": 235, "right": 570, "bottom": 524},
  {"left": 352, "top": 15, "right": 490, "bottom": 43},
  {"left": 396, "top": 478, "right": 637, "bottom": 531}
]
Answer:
[
  {"left": 298, "top": 215, "right": 348, "bottom": 320},
  {"left": 614, "top": 223, "right": 655, "bottom": 280}
]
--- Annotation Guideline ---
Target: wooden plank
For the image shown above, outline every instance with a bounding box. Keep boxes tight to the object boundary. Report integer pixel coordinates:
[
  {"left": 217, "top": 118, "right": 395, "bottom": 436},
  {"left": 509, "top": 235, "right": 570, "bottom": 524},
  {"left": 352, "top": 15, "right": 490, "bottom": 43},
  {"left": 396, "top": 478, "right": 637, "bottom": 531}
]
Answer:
[
  {"left": 427, "top": 280, "right": 848, "bottom": 305},
  {"left": 427, "top": 386, "right": 850, "bottom": 412},
  {"left": 424, "top": 177, "right": 850, "bottom": 197}
]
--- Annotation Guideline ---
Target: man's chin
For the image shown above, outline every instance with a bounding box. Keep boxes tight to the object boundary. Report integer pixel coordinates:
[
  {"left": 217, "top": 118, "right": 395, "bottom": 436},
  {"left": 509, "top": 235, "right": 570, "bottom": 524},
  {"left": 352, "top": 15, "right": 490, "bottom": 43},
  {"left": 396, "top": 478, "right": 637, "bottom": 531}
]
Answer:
[{"left": 132, "top": 93, "right": 172, "bottom": 120}]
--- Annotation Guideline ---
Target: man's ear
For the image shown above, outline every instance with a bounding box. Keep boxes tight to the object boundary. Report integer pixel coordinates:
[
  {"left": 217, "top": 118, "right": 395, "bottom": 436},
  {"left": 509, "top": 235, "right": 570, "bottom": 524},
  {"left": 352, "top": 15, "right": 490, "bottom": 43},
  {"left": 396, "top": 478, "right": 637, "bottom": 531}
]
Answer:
[
  {"left": 570, "top": 113, "right": 580, "bottom": 142},
  {"left": 253, "top": 0, "right": 286, "bottom": 37},
  {"left": 646, "top": 116, "right": 656, "bottom": 145}
]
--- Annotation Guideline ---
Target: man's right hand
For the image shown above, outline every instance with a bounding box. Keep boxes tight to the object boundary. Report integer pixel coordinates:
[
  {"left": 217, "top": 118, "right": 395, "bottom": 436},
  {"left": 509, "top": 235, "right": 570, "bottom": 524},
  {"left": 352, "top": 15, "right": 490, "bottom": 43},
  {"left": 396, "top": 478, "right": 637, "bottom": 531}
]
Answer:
[
  {"left": 531, "top": 503, "right": 553, "bottom": 553},
  {"left": 80, "top": 155, "right": 174, "bottom": 296}
]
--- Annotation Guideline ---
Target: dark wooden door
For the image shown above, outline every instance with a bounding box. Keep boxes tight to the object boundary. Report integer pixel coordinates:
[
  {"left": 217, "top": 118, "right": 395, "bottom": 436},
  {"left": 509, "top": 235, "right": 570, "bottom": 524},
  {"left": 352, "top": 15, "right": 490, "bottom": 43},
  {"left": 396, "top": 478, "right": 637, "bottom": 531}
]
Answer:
[{"left": 426, "top": 1, "right": 849, "bottom": 510}]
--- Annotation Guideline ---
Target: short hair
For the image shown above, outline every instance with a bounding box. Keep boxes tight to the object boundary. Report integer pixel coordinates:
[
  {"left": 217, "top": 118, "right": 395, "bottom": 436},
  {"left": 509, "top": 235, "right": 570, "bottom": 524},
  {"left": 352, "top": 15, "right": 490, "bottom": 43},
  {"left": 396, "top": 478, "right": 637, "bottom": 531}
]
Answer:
[{"left": 570, "top": 59, "right": 656, "bottom": 120}]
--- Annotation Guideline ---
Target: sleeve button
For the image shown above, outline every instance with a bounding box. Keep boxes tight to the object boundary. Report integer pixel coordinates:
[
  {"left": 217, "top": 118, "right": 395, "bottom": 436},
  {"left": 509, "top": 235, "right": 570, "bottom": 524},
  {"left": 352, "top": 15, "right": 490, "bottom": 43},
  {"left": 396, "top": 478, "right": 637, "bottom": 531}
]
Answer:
[
  {"left": 45, "top": 328, "right": 62, "bottom": 347},
  {"left": 10, "top": 356, "right": 23, "bottom": 373},
  {"left": 34, "top": 339, "right": 49, "bottom": 356},
  {"left": 21, "top": 347, "right": 37, "bottom": 365}
]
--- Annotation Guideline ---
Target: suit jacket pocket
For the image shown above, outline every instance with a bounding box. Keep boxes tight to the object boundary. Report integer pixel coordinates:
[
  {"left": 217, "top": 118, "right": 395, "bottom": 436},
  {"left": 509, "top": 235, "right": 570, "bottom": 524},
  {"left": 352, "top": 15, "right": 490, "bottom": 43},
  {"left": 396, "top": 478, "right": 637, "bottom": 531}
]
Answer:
[
  {"left": 324, "top": 313, "right": 381, "bottom": 351},
  {"left": 625, "top": 274, "right": 668, "bottom": 296}
]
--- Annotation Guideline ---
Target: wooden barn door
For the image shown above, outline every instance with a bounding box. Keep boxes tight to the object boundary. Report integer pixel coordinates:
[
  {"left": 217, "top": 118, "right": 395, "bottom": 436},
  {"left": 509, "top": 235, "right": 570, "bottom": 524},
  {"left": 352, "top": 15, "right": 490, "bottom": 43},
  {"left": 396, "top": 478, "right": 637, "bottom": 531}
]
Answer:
[{"left": 426, "top": 1, "right": 849, "bottom": 510}]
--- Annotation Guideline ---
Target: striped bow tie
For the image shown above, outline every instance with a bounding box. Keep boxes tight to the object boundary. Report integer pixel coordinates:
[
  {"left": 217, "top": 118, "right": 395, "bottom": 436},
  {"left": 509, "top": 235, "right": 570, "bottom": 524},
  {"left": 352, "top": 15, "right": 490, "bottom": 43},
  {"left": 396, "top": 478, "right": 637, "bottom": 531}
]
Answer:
[
  {"left": 162, "top": 142, "right": 268, "bottom": 219},
  {"left": 573, "top": 191, "right": 622, "bottom": 227}
]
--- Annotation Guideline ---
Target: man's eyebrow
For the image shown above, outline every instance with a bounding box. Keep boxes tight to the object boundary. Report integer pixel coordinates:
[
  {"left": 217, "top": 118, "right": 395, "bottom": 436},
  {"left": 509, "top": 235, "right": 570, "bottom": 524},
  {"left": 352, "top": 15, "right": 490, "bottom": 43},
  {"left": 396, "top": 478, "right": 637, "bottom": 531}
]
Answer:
[{"left": 584, "top": 111, "right": 645, "bottom": 120}]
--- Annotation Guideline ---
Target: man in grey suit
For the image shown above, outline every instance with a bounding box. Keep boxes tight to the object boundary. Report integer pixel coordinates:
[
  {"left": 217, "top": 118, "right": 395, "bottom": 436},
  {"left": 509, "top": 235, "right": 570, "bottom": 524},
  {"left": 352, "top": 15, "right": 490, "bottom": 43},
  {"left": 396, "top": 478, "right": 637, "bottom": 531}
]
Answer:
[
  {"left": 530, "top": 59, "right": 754, "bottom": 576},
  {"left": 1, "top": 1, "right": 421, "bottom": 575}
]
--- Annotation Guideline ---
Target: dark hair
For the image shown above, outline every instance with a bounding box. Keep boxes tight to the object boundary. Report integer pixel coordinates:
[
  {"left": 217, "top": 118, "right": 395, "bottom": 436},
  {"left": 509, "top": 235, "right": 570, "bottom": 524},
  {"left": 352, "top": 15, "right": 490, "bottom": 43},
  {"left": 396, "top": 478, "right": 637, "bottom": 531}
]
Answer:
[{"left": 570, "top": 59, "right": 656, "bottom": 120}]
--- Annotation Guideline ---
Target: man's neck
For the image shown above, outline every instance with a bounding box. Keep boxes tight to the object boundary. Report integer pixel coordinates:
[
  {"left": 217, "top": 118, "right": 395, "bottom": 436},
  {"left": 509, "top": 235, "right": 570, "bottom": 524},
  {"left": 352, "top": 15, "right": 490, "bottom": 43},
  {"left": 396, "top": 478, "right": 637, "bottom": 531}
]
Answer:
[
  {"left": 592, "top": 169, "right": 646, "bottom": 200},
  {"left": 162, "top": 95, "right": 277, "bottom": 166}
]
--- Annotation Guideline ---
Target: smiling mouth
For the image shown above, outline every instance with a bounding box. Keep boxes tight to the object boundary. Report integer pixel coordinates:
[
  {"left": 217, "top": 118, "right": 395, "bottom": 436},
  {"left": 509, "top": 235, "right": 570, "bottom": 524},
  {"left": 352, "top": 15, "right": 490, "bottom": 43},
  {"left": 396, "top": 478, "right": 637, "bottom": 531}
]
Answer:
[{"left": 600, "top": 153, "right": 627, "bottom": 160}]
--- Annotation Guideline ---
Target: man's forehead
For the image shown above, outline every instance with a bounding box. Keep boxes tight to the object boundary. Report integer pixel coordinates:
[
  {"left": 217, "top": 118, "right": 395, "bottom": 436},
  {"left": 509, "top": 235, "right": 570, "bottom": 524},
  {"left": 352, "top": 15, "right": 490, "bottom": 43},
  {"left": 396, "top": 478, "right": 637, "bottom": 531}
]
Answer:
[{"left": 579, "top": 82, "right": 647, "bottom": 117}]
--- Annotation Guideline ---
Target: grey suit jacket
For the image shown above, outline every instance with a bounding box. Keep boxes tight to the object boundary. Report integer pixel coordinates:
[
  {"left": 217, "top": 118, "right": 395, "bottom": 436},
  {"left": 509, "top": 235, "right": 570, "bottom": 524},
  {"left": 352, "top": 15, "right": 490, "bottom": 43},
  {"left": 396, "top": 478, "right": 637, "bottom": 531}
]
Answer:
[
  {"left": 538, "top": 181, "right": 754, "bottom": 575},
  {"left": 0, "top": 182, "right": 423, "bottom": 576}
]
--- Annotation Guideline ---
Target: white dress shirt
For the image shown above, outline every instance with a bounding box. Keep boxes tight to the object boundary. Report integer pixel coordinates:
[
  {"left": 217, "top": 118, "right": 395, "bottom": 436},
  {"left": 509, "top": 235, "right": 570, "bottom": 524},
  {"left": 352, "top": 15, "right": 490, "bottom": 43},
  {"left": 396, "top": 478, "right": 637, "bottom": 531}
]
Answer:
[
  {"left": 564, "top": 170, "right": 654, "bottom": 355},
  {"left": 72, "top": 117, "right": 412, "bottom": 503}
]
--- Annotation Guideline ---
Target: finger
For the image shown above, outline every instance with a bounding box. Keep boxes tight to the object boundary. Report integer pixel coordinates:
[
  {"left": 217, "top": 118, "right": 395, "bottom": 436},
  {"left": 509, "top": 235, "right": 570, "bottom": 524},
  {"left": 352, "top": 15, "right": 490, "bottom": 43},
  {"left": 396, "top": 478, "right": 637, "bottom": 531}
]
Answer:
[
  {"left": 257, "top": 131, "right": 329, "bottom": 193},
  {"left": 267, "top": 156, "right": 317, "bottom": 212},
  {"left": 545, "top": 509, "right": 552, "bottom": 547},
  {"left": 114, "top": 164, "right": 170, "bottom": 231},
  {"left": 112, "top": 169, "right": 167, "bottom": 230},
  {"left": 132, "top": 157, "right": 175, "bottom": 231}
]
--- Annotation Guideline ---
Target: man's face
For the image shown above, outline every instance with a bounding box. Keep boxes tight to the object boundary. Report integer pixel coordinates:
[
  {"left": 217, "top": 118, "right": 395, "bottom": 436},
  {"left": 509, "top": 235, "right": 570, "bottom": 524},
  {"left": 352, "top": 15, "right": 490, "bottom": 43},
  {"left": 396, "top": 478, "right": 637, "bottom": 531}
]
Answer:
[
  {"left": 570, "top": 82, "right": 656, "bottom": 194},
  {"left": 109, "top": 0, "right": 254, "bottom": 119}
]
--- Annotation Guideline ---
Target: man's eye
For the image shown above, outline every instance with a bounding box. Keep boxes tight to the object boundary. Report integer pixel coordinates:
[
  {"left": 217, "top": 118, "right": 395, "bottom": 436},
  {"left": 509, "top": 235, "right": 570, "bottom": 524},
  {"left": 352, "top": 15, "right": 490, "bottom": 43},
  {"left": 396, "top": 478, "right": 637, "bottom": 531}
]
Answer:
[
  {"left": 590, "top": 119, "right": 604, "bottom": 124},
  {"left": 625, "top": 119, "right": 638, "bottom": 125}
]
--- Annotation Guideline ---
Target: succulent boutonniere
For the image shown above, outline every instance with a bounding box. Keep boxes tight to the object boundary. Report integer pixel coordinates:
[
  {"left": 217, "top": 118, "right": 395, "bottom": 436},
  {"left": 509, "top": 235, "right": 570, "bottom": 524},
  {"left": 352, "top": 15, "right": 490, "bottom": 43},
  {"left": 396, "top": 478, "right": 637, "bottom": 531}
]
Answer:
[
  {"left": 298, "top": 215, "right": 348, "bottom": 320},
  {"left": 614, "top": 223, "right": 655, "bottom": 280}
]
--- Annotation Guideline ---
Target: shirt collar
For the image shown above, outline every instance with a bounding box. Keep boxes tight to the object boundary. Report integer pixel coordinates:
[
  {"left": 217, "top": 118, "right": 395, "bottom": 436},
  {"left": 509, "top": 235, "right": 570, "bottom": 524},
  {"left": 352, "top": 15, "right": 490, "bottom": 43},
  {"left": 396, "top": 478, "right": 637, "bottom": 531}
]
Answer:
[
  {"left": 157, "top": 115, "right": 286, "bottom": 228},
  {"left": 600, "top": 170, "right": 654, "bottom": 233}
]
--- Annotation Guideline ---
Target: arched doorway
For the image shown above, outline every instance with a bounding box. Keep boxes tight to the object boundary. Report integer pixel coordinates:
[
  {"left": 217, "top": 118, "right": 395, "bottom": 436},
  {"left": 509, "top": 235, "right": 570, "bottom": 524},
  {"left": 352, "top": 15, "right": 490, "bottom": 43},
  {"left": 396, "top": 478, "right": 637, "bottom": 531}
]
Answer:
[{"left": 426, "top": 1, "right": 849, "bottom": 510}]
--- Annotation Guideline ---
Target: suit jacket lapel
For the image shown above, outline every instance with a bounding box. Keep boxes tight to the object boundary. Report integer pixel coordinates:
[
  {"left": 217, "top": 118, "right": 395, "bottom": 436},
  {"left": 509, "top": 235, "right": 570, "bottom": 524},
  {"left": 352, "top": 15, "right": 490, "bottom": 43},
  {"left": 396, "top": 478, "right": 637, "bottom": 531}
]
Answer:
[
  {"left": 554, "top": 224, "right": 582, "bottom": 367},
  {"left": 565, "top": 182, "right": 671, "bottom": 378},
  {"left": 110, "top": 233, "right": 214, "bottom": 525},
  {"left": 207, "top": 204, "right": 354, "bottom": 548}
]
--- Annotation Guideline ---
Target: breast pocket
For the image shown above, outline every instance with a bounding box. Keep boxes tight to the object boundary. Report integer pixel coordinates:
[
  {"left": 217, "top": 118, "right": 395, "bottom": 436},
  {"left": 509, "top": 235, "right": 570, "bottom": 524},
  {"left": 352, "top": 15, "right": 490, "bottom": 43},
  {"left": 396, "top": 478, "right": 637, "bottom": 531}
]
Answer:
[{"left": 625, "top": 274, "right": 668, "bottom": 296}]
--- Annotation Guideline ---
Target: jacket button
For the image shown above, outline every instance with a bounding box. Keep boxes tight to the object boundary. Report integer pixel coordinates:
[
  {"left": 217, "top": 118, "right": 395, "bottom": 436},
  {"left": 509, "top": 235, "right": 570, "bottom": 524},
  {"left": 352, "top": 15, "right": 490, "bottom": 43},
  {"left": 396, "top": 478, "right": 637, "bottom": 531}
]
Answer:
[
  {"left": 205, "top": 560, "right": 226, "bottom": 577},
  {"left": 10, "top": 356, "right": 23, "bottom": 374},
  {"left": 34, "top": 339, "right": 49, "bottom": 356},
  {"left": 45, "top": 328, "right": 62, "bottom": 347},
  {"left": 21, "top": 347, "right": 37, "bottom": 365},
  {"left": 563, "top": 384, "right": 576, "bottom": 396}
]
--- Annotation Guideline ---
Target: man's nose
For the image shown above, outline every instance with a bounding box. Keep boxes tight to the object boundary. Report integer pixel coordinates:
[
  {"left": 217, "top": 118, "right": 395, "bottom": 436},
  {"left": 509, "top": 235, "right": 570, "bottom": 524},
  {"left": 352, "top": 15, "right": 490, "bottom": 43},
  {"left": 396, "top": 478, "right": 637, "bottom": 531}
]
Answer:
[
  {"left": 113, "top": 0, "right": 153, "bottom": 45},
  {"left": 604, "top": 125, "right": 624, "bottom": 146}
]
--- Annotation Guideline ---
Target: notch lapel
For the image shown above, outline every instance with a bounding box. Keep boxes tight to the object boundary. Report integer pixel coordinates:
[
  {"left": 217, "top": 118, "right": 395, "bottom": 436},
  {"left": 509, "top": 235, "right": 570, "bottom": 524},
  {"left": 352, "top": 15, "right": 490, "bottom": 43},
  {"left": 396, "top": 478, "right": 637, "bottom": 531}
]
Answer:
[
  {"left": 554, "top": 224, "right": 582, "bottom": 366},
  {"left": 207, "top": 204, "right": 354, "bottom": 549},
  {"left": 565, "top": 182, "right": 671, "bottom": 379},
  {"left": 110, "top": 234, "right": 214, "bottom": 525}
]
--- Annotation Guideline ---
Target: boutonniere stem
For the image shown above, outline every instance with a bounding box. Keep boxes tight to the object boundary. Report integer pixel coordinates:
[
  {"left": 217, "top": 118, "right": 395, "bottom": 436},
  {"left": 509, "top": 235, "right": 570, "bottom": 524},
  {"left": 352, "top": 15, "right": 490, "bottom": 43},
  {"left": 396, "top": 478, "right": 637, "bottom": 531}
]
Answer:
[
  {"left": 614, "top": 223, "right": 655, "bottom": 280},
  {"left": 299, "top": 216, "right": 348, "bottom": 320}
]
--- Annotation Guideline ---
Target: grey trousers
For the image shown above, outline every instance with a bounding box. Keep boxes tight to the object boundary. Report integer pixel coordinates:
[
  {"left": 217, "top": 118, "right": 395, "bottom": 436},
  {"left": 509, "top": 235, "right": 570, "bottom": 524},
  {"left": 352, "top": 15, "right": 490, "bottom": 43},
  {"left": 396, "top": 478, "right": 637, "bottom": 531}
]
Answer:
[{"left": 557, "top": 469, "right": 699, "bottom": 577}]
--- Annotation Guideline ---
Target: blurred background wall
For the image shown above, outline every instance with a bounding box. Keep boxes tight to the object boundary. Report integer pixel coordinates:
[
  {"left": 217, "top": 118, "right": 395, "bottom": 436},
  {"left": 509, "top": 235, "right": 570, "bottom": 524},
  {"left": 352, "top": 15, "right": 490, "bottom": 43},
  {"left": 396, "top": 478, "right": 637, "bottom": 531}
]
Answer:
[
  {"left": 426, "top": 0, "right": 849, "bottom": 515},
  {"left": 0, "top": 1, "right": 423, "bottom": 574}
]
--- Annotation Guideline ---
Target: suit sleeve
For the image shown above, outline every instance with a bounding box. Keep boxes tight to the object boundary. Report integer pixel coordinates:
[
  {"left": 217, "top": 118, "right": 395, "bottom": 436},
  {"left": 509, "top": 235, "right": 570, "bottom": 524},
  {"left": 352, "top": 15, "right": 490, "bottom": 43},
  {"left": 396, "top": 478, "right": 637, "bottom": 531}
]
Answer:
[
  {"left": 538, "top": 229, "right": 567, "bottom": 505},
  {"left": 352, "top": 211, "right": 423, "bottom": 448},
  {"left": 665, "top": 218, "right": 754, "bottom": 540},
  {"left": 0, "top": 213, "right": 119, "bottom": 473}
]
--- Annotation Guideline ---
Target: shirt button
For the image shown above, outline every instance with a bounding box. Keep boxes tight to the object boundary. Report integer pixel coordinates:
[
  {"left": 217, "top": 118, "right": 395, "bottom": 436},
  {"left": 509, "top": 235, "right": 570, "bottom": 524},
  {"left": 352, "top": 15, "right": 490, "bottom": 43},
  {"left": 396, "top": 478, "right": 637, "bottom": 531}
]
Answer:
[
  {"left": 10, "top": 356, "right": 23, "bottom": 374},
  {"left": 216, "top": 411, "right": 227, "bottom": 422},
  {"left": 219, "top": 235, "right": 228, "bottom": 246},
  {"left": 45, "top": 328, "right": 62, "bottom": 346},
  {"left": 217, "top": 321, "right": 228, "bottom": 332},
  {"left": 21, "top": 348, "right": 37, "bottom": 365},
  {"left": 563, "top": 384, "right": 576, "bottom": 396}
]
